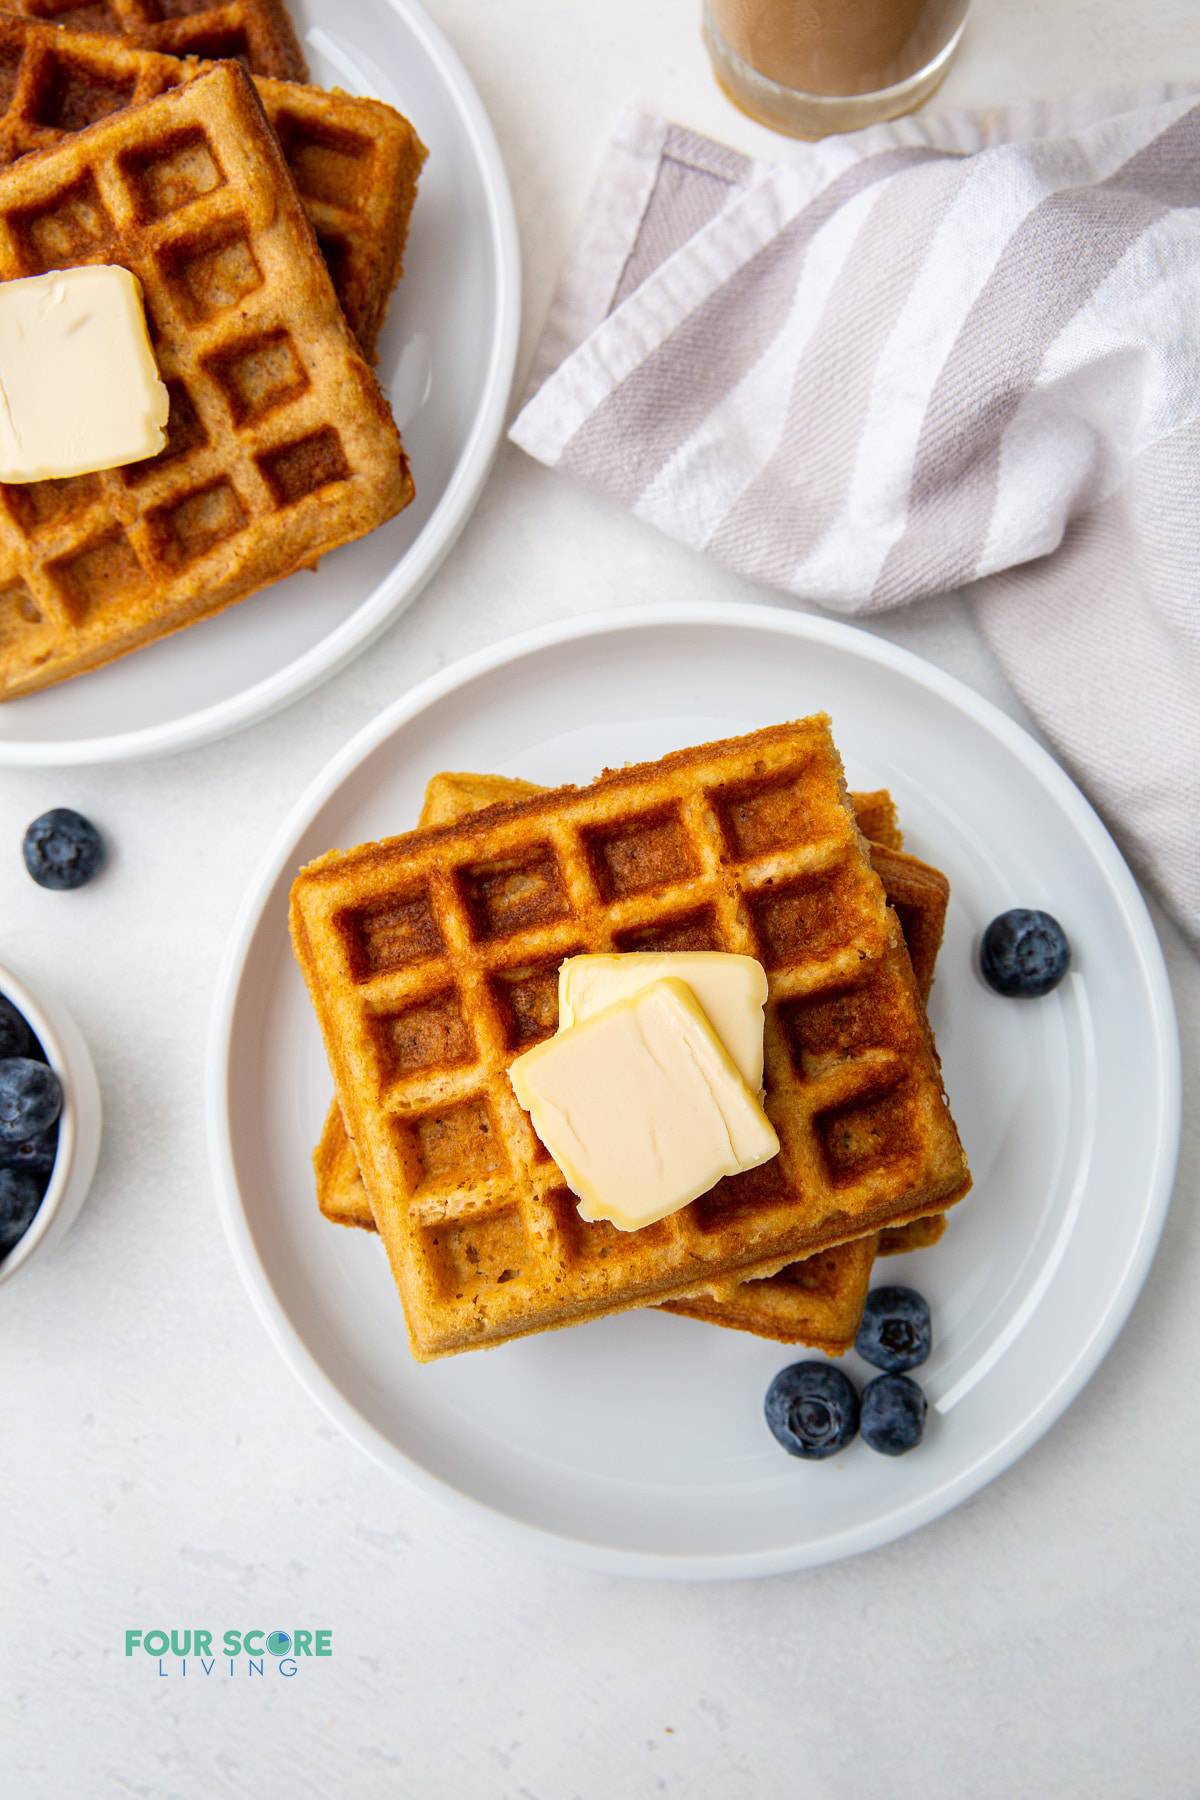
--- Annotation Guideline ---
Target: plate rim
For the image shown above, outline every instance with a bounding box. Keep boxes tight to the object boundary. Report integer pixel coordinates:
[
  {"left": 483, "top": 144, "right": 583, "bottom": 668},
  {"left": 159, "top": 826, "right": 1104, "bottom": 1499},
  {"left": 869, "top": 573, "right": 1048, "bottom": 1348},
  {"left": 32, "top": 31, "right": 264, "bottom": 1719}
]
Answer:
[
  {"left": 0, "top": 0, "right": 521, "bottom": 770},
  {"left": 206, "top": 601, "right": 1182, "bottom": 1579}
]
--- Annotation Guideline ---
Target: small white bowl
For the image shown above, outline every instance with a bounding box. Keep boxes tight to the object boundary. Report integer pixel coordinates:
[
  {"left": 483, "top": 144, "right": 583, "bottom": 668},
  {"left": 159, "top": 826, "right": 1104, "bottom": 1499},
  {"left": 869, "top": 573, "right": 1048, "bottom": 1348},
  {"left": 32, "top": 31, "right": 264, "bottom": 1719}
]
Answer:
[{"left": 0, "top": 960, "right": 102, "bottom": 1287}]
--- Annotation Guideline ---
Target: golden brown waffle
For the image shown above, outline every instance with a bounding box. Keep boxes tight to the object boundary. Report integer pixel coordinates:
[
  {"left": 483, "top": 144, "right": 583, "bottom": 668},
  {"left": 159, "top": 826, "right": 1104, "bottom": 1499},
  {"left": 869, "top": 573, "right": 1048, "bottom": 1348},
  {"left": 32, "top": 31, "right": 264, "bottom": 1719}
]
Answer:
[
  {"left": 258, "top": 75, "right": 424, "bottom": 363},
  {"left": 418, "top": 771, "right": 547, "bottom": 829},
  {"left": 315, "top": 777, "right": 949, "bottom": 1210},
  {"left": 0, "top": 62, "right": 412, "bottom": 698},
  {"left": 314, "top": 770, "right": 954, "bottom": 1348},
  {"left": 866, "top": 841, "right": 948, "bottom": 1006},
  {"left": 660, "top": 1237, "right": 881, "bottom": 1349},
  {"left": 851, "top": 788, "right": 903, "bottom": 851},
  {"left": 5, "top": 0, "right": 307, "bottom": 80},
  {"left": 0, "top": 17, "right": 426, "bottom": 358},
  {"left": 880, "top": 1212, "right": 947, "bottom": 1254},
  {"left": 314, "top": 1092, "right": 371, "bottom": 1228},
  {"left": 292, "top": 717, "right": 970, "bottom": 1359},
  {"left": 857, "top": 842, "right": 951, "bottom": 1256},
  {"left": 658, "top": 821, "right": 951, "bottom": 1332}
]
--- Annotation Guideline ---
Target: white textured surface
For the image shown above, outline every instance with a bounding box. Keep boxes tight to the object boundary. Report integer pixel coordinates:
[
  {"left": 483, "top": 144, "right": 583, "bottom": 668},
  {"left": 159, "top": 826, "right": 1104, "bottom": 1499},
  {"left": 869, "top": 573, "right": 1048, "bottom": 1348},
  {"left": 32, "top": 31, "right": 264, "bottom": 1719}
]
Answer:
[{"left": 1, "top": 0, "right": 1197, "bottom": 1793}]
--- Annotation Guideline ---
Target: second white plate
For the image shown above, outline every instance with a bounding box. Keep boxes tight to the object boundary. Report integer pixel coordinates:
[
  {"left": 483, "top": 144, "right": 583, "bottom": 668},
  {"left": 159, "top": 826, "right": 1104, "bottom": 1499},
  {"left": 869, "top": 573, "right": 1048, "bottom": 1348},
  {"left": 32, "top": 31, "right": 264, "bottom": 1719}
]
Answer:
[
  {"left": 0, "top": 0, "right": 519, "bottom": 766},
  {"left": 208, "top": 605, "right": 1180, "bottom": 1577}
]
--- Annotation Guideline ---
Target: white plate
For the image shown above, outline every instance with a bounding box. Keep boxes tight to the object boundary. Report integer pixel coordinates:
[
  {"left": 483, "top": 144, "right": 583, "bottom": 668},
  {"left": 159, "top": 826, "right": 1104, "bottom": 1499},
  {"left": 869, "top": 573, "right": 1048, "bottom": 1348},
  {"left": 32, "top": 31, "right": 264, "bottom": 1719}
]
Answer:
[
  {"left": 0, "top": 0, "right": 519, "bottom": 767},
  {"left": 208, "top": 605, "right": 1181, "bottom": 1578}
]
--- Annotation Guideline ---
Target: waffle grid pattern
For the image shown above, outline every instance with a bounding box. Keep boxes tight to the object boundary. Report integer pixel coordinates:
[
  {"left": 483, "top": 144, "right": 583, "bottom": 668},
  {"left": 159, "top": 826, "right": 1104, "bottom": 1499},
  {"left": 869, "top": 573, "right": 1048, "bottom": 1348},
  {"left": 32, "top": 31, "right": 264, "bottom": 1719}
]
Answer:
[
  {"left": 0, "top": 16, "right": 426, "bottom": 356},
  {"left": 6, "top": 0, "right": 308, "bottom": 80},
  {"left": 292, "top": 720, "right": 969, "bottom": 1358},
  {"left": 313, "top": 786, "right": 952, "bottom": 1345},
  {"left": 0, "top": 62, "right": 410, "bottom": 697},
  {"left": 663, "top": 828, "right": 951, "bottom": 1333}
]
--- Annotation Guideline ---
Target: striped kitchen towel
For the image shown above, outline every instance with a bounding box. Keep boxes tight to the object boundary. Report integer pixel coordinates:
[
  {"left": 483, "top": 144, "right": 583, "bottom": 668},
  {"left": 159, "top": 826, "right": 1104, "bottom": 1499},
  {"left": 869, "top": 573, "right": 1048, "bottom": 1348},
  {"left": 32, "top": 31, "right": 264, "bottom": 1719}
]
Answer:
[{"left": 510, "top": 95, "right": 1200, "bottom": 946}]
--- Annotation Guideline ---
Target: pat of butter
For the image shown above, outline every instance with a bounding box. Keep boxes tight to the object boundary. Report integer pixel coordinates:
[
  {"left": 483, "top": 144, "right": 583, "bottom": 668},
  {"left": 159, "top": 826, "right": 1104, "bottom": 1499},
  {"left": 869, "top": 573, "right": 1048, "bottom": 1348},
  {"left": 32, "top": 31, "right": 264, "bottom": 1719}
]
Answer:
[
  {"left": 558, "top": 952, "right": 769, "bottom": 1091},
  {"left": 0, "top": 266, "right": 169, "bottom": 483},
  {"left": 509, "top": 977, "right": 779, "bottom": 1231}
]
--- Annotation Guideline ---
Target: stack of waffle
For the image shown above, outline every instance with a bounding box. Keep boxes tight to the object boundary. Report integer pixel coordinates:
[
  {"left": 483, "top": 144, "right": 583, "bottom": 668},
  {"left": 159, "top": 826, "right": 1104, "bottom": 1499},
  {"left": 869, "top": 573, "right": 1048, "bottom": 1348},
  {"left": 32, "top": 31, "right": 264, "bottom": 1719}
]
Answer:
[
  {"left": 291, "top": 716, "right": 971, "bottom": 1361},
  {"left": 0, "top": 3, "right": 425, "bottom": 696}
]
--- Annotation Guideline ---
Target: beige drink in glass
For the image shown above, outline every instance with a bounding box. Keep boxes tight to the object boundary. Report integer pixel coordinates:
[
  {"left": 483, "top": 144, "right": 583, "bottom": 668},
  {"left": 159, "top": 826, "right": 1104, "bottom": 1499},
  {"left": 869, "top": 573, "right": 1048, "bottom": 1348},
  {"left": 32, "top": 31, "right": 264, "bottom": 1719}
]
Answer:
[{"left": 704, "top": 0, "right": 970, "bottom": 138}]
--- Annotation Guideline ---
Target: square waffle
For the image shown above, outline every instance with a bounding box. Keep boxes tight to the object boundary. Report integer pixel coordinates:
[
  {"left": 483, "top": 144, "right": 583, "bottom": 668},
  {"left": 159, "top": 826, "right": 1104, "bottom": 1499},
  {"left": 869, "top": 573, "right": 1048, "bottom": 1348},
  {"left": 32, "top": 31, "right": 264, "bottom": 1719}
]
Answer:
[
  {"left": 0, "top": 61, "right": 412, "bottom": 698},
  {"left": 315, "top": 776, "right": 950, "bottom": 1217},
  {"left": 291, "top": 717, "right": 970, "bottom": 1359},
  {"left": 4, "top": 0, "right": 307, "bottom": 80},
  {"left": 0, "top": 16, "right": 427, "bottom": 358},
  {"left": 313, "top": 770, "right": 953, "bottom": 1347}
]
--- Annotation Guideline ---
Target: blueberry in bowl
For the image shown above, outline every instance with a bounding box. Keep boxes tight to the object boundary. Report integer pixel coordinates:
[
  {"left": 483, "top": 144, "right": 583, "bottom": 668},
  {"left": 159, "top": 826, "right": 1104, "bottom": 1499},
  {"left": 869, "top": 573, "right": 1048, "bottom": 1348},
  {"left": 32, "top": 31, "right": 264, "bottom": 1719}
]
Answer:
[
  {"left": 0, "top": 994, "right": 34, "bottom": 1060},
  {"left": 0, "top": 1168, "right": 45, "bottom": 1259},
  {"left": 0, "top": 1058, "right": 63, "bottom": 1146},
  {"left": 22, "top": 808, "right": 105, "bottom": 892},
  {"left": 0, "top": 1047, "right": 61, "bottom": 1265},
  {"left": 0, "top": 1123, "right": 59, "bottom": 1179},
  {"left": 855, "top": 1285, "right": 932, "bottom": 1373},
  {"left": 980, "top": 908, "right": 1070, "bottom": 997},
  {"left": 860, "top": 1374, "right": 927, "bottom": 1456},
  {"left": 765, "top": 1361, "right": 860, "bottom": 1460}
]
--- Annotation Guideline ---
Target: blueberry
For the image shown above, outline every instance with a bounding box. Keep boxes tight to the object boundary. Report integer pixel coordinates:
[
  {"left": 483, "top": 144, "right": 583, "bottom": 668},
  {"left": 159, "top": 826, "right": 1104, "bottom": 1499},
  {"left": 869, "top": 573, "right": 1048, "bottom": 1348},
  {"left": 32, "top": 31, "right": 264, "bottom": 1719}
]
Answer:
[
  {"left": 0, "top": 1167, "right": 44, "bottom": 1258},
  {"left": 980, "top": 908, "right": 1070, "bottom": 997},
  {"left": 0, "top": 1123, "right": 58, "bottom": 1180},
  {"left": 855, "top": 1285, "right": 932, "bottom": 1372},
  {"left": 860, "top": 1374, "right": 927, "bottom": 1455},
  {"left": 0, "top": 1058, "right": 63, "bottom": 1145},
  {"left": 0, "top": 994, "right": 34, "bottom": 1060},
  {"left": 22, "top": 808, "right": 105, "bottom": 891},
  {"left": 765, "top": 1361, "right": 860, "bottom": 1460}
]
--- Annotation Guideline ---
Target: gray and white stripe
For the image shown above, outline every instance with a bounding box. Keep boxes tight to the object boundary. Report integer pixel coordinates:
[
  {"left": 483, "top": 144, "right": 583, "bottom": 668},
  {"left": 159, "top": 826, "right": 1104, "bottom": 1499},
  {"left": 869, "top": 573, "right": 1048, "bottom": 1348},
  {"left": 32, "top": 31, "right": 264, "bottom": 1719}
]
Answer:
[{"left": 510, "top": 93, "right": 1200, "bottom": 943}]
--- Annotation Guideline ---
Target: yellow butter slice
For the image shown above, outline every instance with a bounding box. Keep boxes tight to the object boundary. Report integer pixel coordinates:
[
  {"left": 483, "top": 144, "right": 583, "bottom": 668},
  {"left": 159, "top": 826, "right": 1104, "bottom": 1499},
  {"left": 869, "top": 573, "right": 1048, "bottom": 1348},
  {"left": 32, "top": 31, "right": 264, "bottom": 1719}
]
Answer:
[
  {"left": 557, "top": 951, "right": 769, "bottom": 1091},
  {"left": 0, "top": 265, "right": 169, "bottom": 483},
  {"left": 509, "top": 977, "right": 779, "bottom": 1231}
]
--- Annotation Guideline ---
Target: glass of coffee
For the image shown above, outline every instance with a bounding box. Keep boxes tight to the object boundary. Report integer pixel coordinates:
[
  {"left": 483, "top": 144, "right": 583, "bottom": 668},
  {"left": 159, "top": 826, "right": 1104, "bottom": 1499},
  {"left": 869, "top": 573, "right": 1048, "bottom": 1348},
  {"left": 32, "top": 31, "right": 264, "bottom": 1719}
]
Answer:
[{"left": 703, "top": 0, "right": 970, "bottom": 138}]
